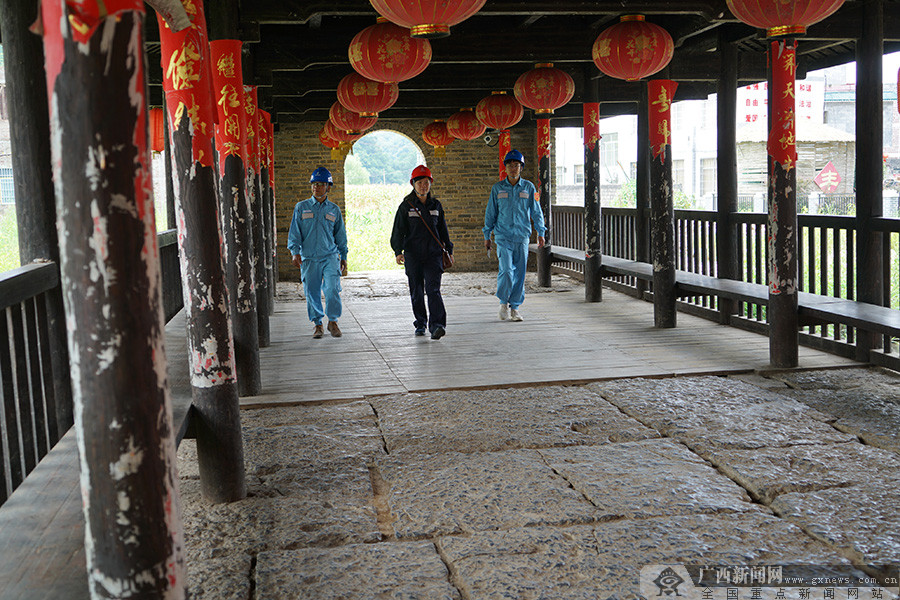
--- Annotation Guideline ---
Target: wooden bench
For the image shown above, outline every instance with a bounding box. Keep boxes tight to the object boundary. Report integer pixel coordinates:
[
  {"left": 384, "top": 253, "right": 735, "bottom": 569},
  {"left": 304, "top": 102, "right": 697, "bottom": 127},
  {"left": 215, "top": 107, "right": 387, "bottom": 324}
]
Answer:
[
  {"left": 538, "top": 244, "right": 900, "bottom": 343},
  {"left": 0, "top": 314, "right": 193, "bottom": 599}
]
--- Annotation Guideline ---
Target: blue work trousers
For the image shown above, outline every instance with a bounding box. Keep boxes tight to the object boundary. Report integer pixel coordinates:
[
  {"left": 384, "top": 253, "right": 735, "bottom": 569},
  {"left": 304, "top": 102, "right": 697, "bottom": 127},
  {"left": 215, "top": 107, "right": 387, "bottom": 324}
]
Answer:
[
  {"left": 405, "top": 253, "right": 446, "bottom": 332},
  {"left": 300, "top": 256, "right": 342, "bottom": 324},
  {"left": 495, "top": 240, "right": 529, "bottom": 309}
]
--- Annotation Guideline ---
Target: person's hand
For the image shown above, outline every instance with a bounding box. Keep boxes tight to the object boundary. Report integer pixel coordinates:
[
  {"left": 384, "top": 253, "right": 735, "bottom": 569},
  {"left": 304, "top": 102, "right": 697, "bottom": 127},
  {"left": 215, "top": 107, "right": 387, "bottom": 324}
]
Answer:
[
  {"left": 537, "top": 236, "right": 545, "bottom": 248},
  {"left": 484, "top": 239, "right": 491, "bottom": 251},
  {"left": 292, "top": 255, "right": 302, "bottom": 269},
  {"left": 395, "top": 254, "right": 405, "bottom": 265},
  {"left": 340, "top": 259, "right": 348, "bottom": 275}
]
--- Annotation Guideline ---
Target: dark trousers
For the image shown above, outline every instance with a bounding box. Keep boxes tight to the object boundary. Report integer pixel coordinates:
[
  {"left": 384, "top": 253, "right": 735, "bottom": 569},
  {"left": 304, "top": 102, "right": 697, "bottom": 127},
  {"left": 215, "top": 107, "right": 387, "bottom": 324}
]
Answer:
[{"left": 405, "top": 253, "right": 446, "bottom": 332}]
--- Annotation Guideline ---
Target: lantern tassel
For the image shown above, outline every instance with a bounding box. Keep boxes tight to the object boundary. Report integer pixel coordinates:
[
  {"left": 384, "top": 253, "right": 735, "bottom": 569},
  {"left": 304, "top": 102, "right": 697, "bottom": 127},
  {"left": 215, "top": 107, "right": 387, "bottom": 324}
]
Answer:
[
  {"left": 331, "top": 147, "right": 342, "bottom": 160},
  {"left": 435, "top": 146, "right": 446, "bottom": 158}
]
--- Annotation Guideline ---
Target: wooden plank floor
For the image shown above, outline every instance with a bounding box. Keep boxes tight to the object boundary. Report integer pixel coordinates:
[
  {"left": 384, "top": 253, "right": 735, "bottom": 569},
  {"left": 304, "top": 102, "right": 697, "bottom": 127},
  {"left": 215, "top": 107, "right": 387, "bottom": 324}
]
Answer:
[{"left": 244, "top": 278, "right": 861, "bottom": 407}]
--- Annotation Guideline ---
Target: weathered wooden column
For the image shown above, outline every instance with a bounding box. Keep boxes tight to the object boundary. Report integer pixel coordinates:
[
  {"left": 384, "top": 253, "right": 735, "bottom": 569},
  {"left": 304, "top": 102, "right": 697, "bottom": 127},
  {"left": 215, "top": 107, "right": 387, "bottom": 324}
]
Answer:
[
  {"left": 266, "top": 115, "right": 279, "bottom": 288},
  {"left": 210, "top": 40, "right": 262, "bottom": 396},
  {"left": 767, "top": 39, "right": 799, "bottom": 368},
  {"left": 855, "top": 0, "right": 884, "bottom": 361},
  {"left": 583, "top": 78, "right": 603, "bottom": 302},
  {"left": 1, "top": 0, "right": 72, "bottom": 436},
  {"left": 536, "top": 118, "right": 553, "bottom": 287},
  {"left": 716, "top": 32, "right": 740, "bottom": 324},
  {"left": 635, "top": 84, "right": 650, "bottom": 299},
  {"left": 648, "top": 79, "right": 678, "bottom": 328},
  {"left": 245, "top": 86, "right": 271, "bottom": 347},
  {"left": 37, "top": 1, "right": 187, "bottom": 595},
  {"left": 158, "top": 4, "right": 246, "bottom": 503},
  {"left": 261, "top": 110, "right": 277, "bottom": 312},
  {"left": 163, "top": 96, "right": 177, "bottom": 230}
]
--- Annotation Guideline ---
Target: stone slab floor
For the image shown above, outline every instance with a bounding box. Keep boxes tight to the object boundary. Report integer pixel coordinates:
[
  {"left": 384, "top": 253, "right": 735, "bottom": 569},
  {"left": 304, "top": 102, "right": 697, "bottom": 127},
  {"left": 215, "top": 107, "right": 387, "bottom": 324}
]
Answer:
[{"left": 177, "top": 275, "right": 900, "bottom": 599}]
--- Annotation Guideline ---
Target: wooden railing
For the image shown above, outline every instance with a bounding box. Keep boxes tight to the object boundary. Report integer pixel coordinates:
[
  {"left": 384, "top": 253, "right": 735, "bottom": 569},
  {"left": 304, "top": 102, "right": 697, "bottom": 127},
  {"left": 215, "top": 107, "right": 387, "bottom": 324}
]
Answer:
[
  {"left": 0, "top": 230, "right": 182, "bottom": 504},
  {"left": 551, "top": 205, "right": 900, "bottom": 368}
]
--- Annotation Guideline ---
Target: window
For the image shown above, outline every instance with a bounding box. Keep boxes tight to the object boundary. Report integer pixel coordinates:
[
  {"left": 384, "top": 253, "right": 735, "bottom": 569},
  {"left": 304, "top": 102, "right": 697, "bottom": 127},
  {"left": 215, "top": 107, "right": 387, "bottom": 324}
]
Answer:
[
  {"left": 0, "top": 168, "right": 14, "bottom": 205},
  {"left": 673, "top": 160, "right": 685, "bottom": 192},
  {"left": 600, "top": 133, "right": 618, "bottom": 170},
  {"left": 574, "top": 164, "right": 584, "bottom": 185},
  {"left": 700, "top": 158, "right": 717, "bottom": 197}
]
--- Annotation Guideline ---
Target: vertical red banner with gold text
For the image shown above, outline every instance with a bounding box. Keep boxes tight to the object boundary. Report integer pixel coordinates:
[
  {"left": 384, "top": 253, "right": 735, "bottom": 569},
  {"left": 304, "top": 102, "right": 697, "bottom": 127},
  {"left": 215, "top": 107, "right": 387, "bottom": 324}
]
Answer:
[
  {"left": 262, "top": 111, "right": 275, "bottom": 189},
  {"left": 767, "top": 40, "right": 797, "bottom": 171},
  {"left": 648, "top": 79, "right": 678, "bottom": 161},
  {"left": 243, "top": 86, "right": 260, "bottom": 176},
  {"left": 209, "top": 40, "right": 245, "bottom": 177},
  {"left": 583, "top": 102, "right": 600, "bottom": 148},
  {"left": 157, "top": 0, "right": 215, "bottom": 168},
  {"left": 537, "top": 118, "right": 551, "bottom": 163},
  {"left": 499, "top": 130, "right": 511, "bottom": 180}
]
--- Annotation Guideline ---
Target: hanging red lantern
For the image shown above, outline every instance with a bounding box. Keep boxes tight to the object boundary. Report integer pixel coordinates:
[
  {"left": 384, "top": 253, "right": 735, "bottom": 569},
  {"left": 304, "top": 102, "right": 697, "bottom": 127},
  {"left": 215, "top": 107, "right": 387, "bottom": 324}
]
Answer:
[
  {"left": 149, "top": 107, "right": 165, "bottom": 152},
  {"left": 422, "top": 120, "right": 455, "bottom": 157},
  {"left": 475, "top": 91, "right": 524, "bottom": 131},
  {"left": 319, "top": 126, "right": 343, "bottom": 160},
  {"left": 324, "top": 120, "right": 362, "bottom": 145},
  {"left": 349, "top": 19, "right": 432, "bottom": 83},
  {"left": 726, "top": 0, "right": 844, "bottom": 37},
  {"left": 447, "top": 108, "right": 486, "bottom": 141},
  {"left": 370, "top": 0, "right": 486, "bottom": 39},
  {"left": 514, "top": 63, "right": 575, "bottom": 115},
  {"left": 329, "top": 101, "right": 378, "bottom": 135},
  {"left": 592, "top": 15, "right": 674, "bottom": 81},
  {"left": 337, "top": 72, "right": 399, "bottom": 117}
]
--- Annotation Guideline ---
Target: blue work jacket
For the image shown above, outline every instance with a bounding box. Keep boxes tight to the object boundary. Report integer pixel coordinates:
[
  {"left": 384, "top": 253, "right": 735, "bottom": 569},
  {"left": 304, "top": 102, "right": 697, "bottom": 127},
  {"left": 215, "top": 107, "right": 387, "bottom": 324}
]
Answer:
[
  {"left": 483, "top": 177, "right": 546, "bottom": 245},
  {"left": 287, "top": 196, "right": 348, "bottom": 261}
]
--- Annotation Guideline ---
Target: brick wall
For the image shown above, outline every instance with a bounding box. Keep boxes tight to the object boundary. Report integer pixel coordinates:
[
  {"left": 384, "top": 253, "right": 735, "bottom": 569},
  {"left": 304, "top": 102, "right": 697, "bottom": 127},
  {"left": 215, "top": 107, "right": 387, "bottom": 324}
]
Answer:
[{"left": 274, "top": 119, "right": 537, "bottom": 281}]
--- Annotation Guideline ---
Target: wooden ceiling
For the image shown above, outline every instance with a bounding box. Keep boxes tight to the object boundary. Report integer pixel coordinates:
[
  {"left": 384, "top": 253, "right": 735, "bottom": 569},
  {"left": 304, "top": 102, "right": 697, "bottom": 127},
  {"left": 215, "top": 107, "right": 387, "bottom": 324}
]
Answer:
[{"left": 145, "top": 0, "right": 900, "bottom": 128}]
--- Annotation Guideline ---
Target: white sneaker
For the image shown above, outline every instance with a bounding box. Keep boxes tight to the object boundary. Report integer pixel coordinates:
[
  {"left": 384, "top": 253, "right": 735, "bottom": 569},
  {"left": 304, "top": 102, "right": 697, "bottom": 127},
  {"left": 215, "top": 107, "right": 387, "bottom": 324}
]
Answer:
[
  {"left": 509, "top": 309, "right": 523, "bottom": 322},
  {"left": 499, "top": 304, "right": 508, "bottom": 320}
]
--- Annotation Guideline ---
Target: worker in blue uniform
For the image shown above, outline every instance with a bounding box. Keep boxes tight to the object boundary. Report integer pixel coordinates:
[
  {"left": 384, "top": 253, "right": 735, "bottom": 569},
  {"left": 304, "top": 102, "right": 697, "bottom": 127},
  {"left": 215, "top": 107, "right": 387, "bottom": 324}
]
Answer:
[
  {"left": 287, "top": 167, "right": 348, "bottom": 338},
  {"left": 483, "top": 149, "right": 546, "bottom": 322},
  {"left": 391, "top": 165, "right": 453, "bottom": 340}
]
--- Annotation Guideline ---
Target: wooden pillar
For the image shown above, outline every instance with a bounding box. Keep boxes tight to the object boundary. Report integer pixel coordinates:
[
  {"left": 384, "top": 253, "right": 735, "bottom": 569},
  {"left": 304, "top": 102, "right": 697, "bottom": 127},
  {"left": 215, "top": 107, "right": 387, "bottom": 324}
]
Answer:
[
  {"left": 635, "top": 84, "right": 650, "bottom": 299},
  {"left": 536, "top": 118, "right": 552, "bottom": 287},
  {"left": 767, "top": 39, "right": 799, "bottom": 368},
  {"left": 244, "top": 86, "right": 271, "bottom": 346},
  {"left": 855, "top": 0, "right": 884, "bottom": 361},
  {"left": 210, "top": 40, "right": 262, "bottom": 397},
  {"left": 157, "top": 5, "right": 246, "bottom": 504},
  {"left": 37, "top": 3, "right": 186, "bottom": 595},
  {"left": 163, "top": 96, "right": 177, "bottom": 230},
  {"left": 260, "top": 111, "right": 276, "bottom": 313},
  {"left": 583, "top": 76, "right": 602, "bottom": 302},
  {"left": 0, "top": 0, "right": 72, "bottom": 437},
  {"left": 717, "top": 32, "right": 740, "bottom": 324},
  {"left": 265, "top": 114, "right": 279, "bottom": 293},
  {"left": 648, "top": 79, "right": 678, "bottom": 328}
]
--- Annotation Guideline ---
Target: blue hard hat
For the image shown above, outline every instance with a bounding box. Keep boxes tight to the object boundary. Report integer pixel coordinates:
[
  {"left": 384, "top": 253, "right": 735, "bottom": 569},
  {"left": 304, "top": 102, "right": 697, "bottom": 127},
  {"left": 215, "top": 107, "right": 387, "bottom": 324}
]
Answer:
[
  {"left": 310, "top": 167, "right": 333, "bottom": 185},
  {"left": 504, "top": 149, "right": 525, "bottom": 165}
]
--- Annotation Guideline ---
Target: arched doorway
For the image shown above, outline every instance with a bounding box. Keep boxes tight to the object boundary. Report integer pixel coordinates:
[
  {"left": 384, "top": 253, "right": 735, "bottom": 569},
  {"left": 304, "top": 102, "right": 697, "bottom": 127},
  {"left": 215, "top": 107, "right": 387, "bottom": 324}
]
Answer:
[{"left": 344, "top": 130, "right": 425, "bottom": 272}]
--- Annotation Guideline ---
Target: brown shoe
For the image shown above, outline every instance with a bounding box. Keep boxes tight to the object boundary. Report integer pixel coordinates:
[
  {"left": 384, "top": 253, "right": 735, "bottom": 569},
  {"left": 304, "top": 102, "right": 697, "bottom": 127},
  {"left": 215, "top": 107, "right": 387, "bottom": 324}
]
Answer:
[
  {"left": 327, "top": 321, "right": 342, "bottom": 338},
  {"left": 313, "top": 324, "right": 324, "bottom": 338}
]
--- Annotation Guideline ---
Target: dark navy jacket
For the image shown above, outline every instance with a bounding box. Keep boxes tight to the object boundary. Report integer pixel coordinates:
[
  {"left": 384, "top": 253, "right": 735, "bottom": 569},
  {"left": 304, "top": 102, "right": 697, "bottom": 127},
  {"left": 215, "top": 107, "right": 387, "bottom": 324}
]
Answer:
[{"left": 390, "top": 192, "right": 453, "bottom": 260}]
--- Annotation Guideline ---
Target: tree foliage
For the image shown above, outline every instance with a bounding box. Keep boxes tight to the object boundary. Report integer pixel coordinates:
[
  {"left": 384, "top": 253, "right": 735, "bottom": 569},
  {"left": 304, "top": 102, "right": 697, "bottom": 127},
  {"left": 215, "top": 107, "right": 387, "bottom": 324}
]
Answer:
[
  {"left": 344, "top": 153, "right": 371, "bottom": 186},
  {"left": 351, "top": 131, "right": 423, "bottom": 185}
]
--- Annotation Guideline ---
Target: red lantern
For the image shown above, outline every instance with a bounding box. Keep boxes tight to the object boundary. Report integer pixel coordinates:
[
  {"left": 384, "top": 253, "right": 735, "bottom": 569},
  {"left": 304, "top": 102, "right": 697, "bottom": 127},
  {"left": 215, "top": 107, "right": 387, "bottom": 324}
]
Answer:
[
  {"left": 337, "top": 72, "right": 399, "bottom": 117},
  {"left": 592, "top": 15, "right": 674, "bottom": 81},
  {"left": 329, "top": 101, "right": 377, "bottom": 135},
  {"left": 370, "top": 0, "right": 486, "bottom": 39},
  {"left": 514, "top": 63, "right": 575, "bottom": 115},
  {"left": 422, "top": 120, "right": 455, "bottom": 157},
  {"left": 447, "top": 108, "right": 486, "bottom": 141},
  {"left": 324, "top": 120, "right": 362, "bottom": 145},
  {"left": 726, "top": 0, "right": 844, "bottom": 37},
  {"left": 349, "top": 19, "right": 432, "bottom": 83},
  {"left": 149, "top": 107, "right": 165, "bottom": 152},
  {"left": 475, "top": 91, "right": 524, "bottom": 131},
  {"left": 319, "top": 126, "right": 343, "bottom": 160}
]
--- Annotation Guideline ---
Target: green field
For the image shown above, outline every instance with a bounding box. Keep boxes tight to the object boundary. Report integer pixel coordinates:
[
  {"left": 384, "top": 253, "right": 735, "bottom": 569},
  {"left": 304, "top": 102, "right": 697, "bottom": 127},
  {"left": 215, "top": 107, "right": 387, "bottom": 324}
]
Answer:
[{"left": 344, "top": 184, "right": 406, "bottom": 272}]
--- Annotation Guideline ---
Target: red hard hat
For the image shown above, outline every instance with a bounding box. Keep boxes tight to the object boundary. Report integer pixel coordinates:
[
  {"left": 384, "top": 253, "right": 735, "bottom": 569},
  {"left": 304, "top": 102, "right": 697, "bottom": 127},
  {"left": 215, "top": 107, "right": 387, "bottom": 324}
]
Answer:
[{"left": 409, "top": 165, "right": 433, "bottom": 185}]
